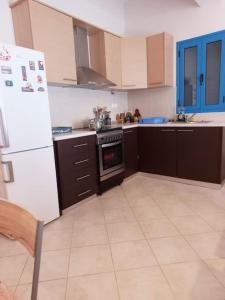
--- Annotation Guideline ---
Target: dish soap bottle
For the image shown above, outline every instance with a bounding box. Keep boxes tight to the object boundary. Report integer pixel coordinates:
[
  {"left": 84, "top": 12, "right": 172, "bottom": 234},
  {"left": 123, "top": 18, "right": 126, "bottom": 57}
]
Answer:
[{"left": 177, "top": 106, "right": 186, "bottom": 122}]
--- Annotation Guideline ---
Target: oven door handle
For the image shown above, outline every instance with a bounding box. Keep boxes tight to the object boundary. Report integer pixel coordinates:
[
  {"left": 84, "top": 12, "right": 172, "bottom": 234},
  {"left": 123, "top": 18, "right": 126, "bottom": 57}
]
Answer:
[{"left": 101, "top": 141, "right": 122, "bottom": 148}]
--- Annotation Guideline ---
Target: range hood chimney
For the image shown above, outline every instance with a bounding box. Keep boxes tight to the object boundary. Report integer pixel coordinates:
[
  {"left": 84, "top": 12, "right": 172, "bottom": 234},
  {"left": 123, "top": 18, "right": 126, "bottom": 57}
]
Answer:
[{"left": 74, "top": 27, "right": 116, "bottom": 89}]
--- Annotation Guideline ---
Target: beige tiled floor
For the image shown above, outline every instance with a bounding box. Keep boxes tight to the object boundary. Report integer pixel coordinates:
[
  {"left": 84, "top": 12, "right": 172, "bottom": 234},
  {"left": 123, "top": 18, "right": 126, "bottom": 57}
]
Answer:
[{"left": 2, "top": 174, "right": 225, "bottom": 299}]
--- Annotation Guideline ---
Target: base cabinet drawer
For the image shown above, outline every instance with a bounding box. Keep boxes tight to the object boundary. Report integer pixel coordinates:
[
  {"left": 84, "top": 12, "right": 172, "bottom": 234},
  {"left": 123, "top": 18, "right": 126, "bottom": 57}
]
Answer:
[
  {"left": 54, "top": 135, "right": 97, "bottom": 210},
  {"left": 56, "top": 136, "right": 96, "bottom": 160},
  {"left": 61, "top": 184, "right": 97, "bottom": 209}
]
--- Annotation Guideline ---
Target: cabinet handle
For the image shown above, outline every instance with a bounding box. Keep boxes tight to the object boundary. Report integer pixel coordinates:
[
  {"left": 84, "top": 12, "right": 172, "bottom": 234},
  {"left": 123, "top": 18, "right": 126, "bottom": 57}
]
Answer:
[
  {"left": 149, "top": 81, "right": 163, "bottom": 85},
  {"left": 74, "top": 159, "right": 89, "bottom": 165},
  {"left": 78, "top": 189, "right": 91, "bottom": 197},
  {"left": 124, "top": 130, "right": 133, "bottom": 134},
  {"left": 177, "top": 129, "right": 194, "bottom": 132},
  {"left": 200, "top": 74, "right": 204, "bottom": 86},
  {"left": 2, "top": 161, "right": 14, "bottom": 183},
  {"left": 76, "top": 174, "right": 90, "bottom": 181},
  {"left": 223, "top": 96, "right": 225, "bottom": 103},
  {"left": 63, "top": 78, "right": 77, "bottom": 82},
  {"left": 0, "top": 109, "right": 10, "bottom": 148},
  {"left": 122, "top": 84, "right": 136, "bottom": 87},
  {"left": 73, "top": 143, "right": 87, "bottom": 148},
  {"left": 160, "top": 129, "right": 176, "bottom": 132}
]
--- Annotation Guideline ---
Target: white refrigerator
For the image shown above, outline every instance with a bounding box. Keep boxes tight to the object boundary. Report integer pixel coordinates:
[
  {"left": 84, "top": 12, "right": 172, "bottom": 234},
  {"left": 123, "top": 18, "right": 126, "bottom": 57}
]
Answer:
[{"left": 0, "top": 43, "right": 60, "bottom": 223}]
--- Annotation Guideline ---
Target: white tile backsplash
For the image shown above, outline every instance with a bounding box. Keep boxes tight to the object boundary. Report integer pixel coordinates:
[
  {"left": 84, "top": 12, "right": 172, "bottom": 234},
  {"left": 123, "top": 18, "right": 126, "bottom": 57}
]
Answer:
[{"left": 48, "top": 86, "right": 128, "bottom": 129}]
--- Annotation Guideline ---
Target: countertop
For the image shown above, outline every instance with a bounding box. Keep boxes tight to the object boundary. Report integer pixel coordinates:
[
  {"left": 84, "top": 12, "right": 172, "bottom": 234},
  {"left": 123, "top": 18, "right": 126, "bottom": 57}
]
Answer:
[
  {"left": 53, "top": 121, "right": 225, "bottom": 141},
  {"left": 122, "top": 121, "right": 225, "bottom": 129},
  {"left": 53, "top": 129, "right": 96, "bottom": 141}
]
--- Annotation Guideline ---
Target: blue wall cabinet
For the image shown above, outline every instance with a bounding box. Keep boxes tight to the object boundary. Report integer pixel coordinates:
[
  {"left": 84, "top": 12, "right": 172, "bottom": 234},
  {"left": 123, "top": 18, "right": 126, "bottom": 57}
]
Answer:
[{"left": 177, "top": 31, "right": 225, "bottom": 113}]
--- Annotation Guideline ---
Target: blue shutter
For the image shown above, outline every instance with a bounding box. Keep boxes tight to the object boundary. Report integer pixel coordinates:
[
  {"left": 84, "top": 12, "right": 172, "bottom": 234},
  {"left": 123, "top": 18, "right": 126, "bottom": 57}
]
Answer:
[
  {"left": 177, "top": 38, "right": 202, "bottom": 113},
  {"left": 201, "top": 32, "right": 225, "bottom": 112}
]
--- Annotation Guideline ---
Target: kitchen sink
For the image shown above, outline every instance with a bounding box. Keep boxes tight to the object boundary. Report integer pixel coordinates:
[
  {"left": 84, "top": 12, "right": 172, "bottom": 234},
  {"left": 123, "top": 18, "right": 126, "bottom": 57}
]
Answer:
[
  {"left": 186, "top": 120, "right": 212, "bottom": 124},
  {"left": 168, "top": 120, "right": 212, "bottom": 124}
]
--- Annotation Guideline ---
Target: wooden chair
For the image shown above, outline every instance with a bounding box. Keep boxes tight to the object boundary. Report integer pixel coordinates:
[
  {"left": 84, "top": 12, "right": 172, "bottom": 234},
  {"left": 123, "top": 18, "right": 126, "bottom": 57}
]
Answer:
[{"left": 0, "top": 198, "right": 44, "bottom": 300}]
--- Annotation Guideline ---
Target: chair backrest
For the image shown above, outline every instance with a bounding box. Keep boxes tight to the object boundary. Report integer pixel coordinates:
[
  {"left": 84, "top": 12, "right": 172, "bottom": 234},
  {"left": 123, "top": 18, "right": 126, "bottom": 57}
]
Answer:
[{"left": 0, "top": 198, "right": 38, "bottom": 257}]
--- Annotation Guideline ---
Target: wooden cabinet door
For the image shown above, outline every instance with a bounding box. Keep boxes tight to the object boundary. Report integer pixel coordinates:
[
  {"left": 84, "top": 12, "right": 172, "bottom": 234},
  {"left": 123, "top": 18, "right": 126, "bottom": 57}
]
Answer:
[
  {"left": 153, "top": 128, "right": 176, "bottom": 177},
  {"left": 123, "top": 128, "right": 138, "bottom": 178},
  {"left": 121, "top": 37, "right": 147, "bottom": 89},
  {"left": 104, "top": 32, "right": 122, "bottom": 89},
  {"left": 138, "top": 127, "right": 176, "bottom": 177},
  {"left": 147, "top": 32, "right": 173, "bottom": 88},
  {"left": 29, "top": 1, "right": 77, "bottom": 85},
  {"left": 138, "top": 128, "right": 155, "bottom": 173},
  {"left": 88, "top": 31, "right": 121, "bottom": 88},
  {"left": 177, "top": 127, "right": 221, "bottom": 183}
]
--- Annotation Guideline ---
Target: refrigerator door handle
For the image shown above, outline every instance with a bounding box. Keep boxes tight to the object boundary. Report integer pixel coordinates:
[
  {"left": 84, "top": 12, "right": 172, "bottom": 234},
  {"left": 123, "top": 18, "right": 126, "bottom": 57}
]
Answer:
[
  {"left": 0, "top": 108, "right": 9, "bottom": 148},
  {"left": 2, "top": 161, "right": 14, "bottom": 183}
]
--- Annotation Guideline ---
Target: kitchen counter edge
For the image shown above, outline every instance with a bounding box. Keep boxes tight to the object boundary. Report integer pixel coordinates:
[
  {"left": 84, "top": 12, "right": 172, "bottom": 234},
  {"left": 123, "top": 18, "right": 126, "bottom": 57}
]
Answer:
[{"left": 53, "top": 122, "right": 225, "bottom": 141}]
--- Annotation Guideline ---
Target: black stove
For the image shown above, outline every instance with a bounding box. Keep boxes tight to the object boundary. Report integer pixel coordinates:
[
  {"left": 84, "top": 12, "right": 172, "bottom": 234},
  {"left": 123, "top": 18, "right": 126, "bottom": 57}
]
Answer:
[
  {"left": 96, "top": 125, "right": 122, "bottom": 134},
  {"left": 96, "top": 125, "right": 124, "bottom": 194}
]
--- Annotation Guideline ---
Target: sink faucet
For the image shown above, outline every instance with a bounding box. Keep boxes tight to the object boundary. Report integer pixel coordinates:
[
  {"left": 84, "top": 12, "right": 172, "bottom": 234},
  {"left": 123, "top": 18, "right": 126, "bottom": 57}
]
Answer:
[{"left": 186, "top": 113, "right": 197, "bottom": 122}]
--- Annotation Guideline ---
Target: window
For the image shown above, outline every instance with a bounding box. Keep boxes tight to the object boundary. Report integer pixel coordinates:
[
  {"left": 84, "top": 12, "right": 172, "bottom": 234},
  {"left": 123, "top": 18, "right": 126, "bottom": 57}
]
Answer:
[{"left": 177, "top": 31, "right": 225, "bottom": 113}]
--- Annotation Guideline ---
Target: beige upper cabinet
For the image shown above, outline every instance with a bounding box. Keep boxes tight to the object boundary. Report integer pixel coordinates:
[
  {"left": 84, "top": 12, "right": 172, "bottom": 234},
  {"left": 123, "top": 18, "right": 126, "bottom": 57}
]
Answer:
[
  {"left": 11, "top": 0, "right": 77, "bottom": 85},
  {"left": 147, "top": 32, "right": 173, "bottom": 88},
  {"left": 121, "top": 37, "right": 147, "bottom": 90},
  {"left": 89, "top": 31, "right": 122, "bottom": 88},
  {"left": 104, "top": 32, "right": 122, "bottom": 89}
]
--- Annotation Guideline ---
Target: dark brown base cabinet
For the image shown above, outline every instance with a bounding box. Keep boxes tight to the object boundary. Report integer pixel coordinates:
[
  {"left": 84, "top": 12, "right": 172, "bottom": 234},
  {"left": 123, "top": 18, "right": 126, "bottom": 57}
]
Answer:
[
  {"left": 54, "top": 126, "right": 225, "bottom": 210},
  {"left": 123, "top": 128, "right": 139, "bottom": 178},
  {"left": 54, "top": 135, "right": 97, "bottom": 210},
  {"left": 176, "top": 127, "right": 223, "bottom": 183},
  {"left": 138, "top": 127, "right": 225, "bottom": 184},
  {"left": 138, "top": 127, "right": 176, "bottom": 177}
]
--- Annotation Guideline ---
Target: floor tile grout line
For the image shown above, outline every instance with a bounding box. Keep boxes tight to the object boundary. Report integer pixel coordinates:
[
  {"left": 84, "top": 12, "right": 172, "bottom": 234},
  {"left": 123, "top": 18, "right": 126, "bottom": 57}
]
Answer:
[
  {"left": 14, "top": 254, "right": 29, "bottom": 295},
  {"left": 4, "top": 174, "right": 225, "bottom": 298},
  {"left": 200, "top": 258, "right": 225, "bottom": 290},
  {"left": 77, "top": 177, "right": 225, "bottom": 296},
  {"left": 18, "top": 275, "right": 71, "bottom": 286},
  {"left": 132, "top": 179, "right": 182, "bottom": 298},
  {"left": 124, "top": 176, "right": 225, "bottom": 298},
  {"left": 64, "top": 216, "right": 76, "bottom": 300},
  {"left": 140, "top": 197, "right": 225, "bottom": 290},
  {"left": 99, "top": 192, "right": 122, "bottom": 300},
  {"left": 132, "top": 179, "right": 222, "bottom": 244},
  {"left": 167, "top": 214, "right": 216, "bottom": 236},
  {"left": 181, "top": 231, "right": 225, "bottom": 285},
  {"left": 121, "top": 178, "right": 179, "bottom": 300},
  {"left": 138, "top": 179, "right": 207, "bottom": 265},
  {"left": 138, "top": 179, "right": 205, "bottom": 299},
  {"left": 196, "top": 213, "right": 224, "bottom": 233}
]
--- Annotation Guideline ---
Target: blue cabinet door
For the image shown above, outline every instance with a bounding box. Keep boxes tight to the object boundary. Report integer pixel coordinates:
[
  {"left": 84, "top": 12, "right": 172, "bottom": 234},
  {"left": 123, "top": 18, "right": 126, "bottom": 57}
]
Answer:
[
  {"left": 201, "top": 32, "right": 225, "bottom": 112},
  {"left": 177, "top": 39, "right": 202, "bottom": 113}
]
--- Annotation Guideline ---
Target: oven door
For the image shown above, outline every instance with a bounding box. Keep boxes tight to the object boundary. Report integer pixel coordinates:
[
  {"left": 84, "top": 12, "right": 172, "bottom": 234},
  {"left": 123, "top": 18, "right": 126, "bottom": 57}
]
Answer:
[{"left": 99, "top": 140, "right": 124, "bottom": 180}]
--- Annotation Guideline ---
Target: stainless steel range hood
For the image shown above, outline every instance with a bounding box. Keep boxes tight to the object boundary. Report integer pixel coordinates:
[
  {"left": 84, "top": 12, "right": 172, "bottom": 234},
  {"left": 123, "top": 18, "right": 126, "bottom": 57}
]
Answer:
[{"left": 74, "top": 27, "right": 116, "bottom": 89}]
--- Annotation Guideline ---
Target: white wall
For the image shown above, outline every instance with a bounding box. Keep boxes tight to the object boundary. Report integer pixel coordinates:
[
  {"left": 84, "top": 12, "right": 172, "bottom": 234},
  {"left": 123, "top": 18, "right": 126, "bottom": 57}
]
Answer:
[
  {"left": 2, "top": 0, "right": 128, "bottom": 128},
  {"left": 0, "top": 0, "right": 15, "bottom": 44},
  {"left": 39, "top": 0, "right": 125, "bottom": 36},
  {"left": 126, "top": 0, "right": 225, "bottom": 120}
]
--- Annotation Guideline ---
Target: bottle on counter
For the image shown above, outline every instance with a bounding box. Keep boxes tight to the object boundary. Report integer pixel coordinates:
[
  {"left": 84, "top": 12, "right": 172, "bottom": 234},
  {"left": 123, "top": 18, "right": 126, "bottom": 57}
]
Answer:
[{"left": 134, "top": 108, "right": 141, "bottom": 122}]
